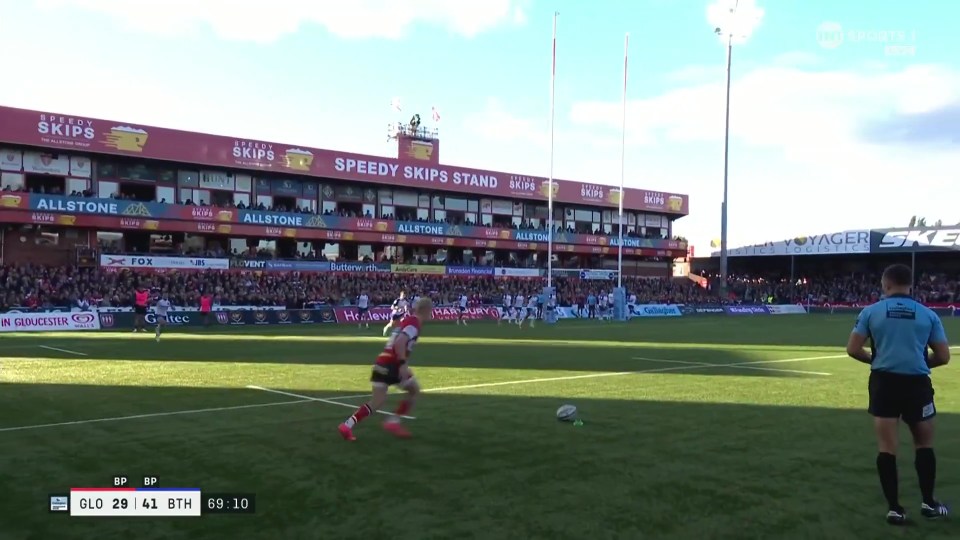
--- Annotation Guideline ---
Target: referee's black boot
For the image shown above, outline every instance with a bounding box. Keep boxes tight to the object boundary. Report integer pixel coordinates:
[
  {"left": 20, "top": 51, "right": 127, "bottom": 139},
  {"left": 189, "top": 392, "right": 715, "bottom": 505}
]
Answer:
[
  {"left": 886, "top": 506, "right": 907, "bottom": 525},
  {"left": 921, "top": 501, "right": 949, "bottom": 519}
]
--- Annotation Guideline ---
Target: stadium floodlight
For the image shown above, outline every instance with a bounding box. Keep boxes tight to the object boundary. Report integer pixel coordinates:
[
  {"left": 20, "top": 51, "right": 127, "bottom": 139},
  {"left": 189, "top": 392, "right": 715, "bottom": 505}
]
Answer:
[{"left": 708, "top": 0, "right": 763, "bottom": 292}]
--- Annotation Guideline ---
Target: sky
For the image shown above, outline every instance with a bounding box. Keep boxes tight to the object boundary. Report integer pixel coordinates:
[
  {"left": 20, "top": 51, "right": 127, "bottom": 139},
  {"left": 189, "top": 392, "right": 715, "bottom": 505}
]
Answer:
[{"left": 0, "top": 0, "right": 956, "bottom": 254}]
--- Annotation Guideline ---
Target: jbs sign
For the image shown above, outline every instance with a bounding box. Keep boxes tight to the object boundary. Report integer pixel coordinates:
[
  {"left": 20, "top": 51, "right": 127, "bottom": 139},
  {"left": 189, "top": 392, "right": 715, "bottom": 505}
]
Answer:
[{"left": 872, "top": 228, "right": 960, "bottom": 252}]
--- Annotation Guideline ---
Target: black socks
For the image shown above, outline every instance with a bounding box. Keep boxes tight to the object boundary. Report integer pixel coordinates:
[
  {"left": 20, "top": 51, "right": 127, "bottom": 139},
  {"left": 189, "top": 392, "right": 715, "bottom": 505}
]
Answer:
[
  {"left": 915, "top": 447, "right": 936, "bottom": 506},
  {"left": 877, "top": 452, "right": 900, "bottom": 510}
]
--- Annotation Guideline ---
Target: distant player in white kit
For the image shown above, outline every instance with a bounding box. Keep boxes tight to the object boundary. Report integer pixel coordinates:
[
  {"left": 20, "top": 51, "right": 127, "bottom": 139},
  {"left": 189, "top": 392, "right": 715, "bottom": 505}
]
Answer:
[
  {"left": 519, "top": 294, "right": 538, "bottom": 328},
  {"left": 514, "top": 293, "right": 525, "bottom": 326},
  {"left": 500, "top": 292, "right": 513, "bottom": 325},
  {"left": 607, "top": 291, "right": 616, "bottom": 321},
  {"left": 627, "top": 292, "right": 637, "bottom": 317},
  {"left": 383, "top": 291, "right": 409, "bottom": 336},
  {"left": 357, "top": 291, "right": 371, "bottom": 329},
  {"left": 598, "top": 291, "right": 609, "bottom": 321},
  {"left": 456, "top": 292, "right": 469, "bottom": 325},
  {"left": 154, "top": 294, "right": 172, "bottom": 342}
]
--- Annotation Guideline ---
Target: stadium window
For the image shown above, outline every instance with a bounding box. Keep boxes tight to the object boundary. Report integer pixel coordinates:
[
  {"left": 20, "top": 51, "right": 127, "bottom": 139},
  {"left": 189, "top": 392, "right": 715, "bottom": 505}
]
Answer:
[
  {"left": 233, "top": 192, "right": 250, "bottom": 208},
  {"left": 156, "top": 185, "right": 175, "bottom": 204},
  {"left": 445, "top": 197, "right": 467, "bottom": 211}
]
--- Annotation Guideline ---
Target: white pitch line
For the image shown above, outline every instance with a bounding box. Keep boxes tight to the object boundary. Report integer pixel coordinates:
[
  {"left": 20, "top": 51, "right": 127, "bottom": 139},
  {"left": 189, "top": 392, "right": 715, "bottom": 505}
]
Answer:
[
  {"left": 632, "top": 356, "right": 832, "bottom": 376},
  {"left": 246, "top": 385, "right": 417, "bottom": 420},
  {"left": 38, "top": 345, "right": 87, "bottom": 356},
  {"left": 0, "top": 398, "right": 310, "bottom": 433},
  {"left": 326, "top": 353, "right": 848, "bottom": 399}
]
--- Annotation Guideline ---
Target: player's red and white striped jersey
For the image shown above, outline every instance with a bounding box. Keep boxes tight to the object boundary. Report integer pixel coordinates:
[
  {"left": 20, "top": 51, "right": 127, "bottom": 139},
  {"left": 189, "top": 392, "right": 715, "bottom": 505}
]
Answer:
[{"left": 376, "top": 315, "right": 421, "bottom": 365}]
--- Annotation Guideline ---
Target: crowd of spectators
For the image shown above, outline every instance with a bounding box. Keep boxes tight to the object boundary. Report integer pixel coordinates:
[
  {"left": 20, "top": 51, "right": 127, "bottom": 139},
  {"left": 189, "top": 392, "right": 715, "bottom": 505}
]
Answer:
[
  {"left": 711, "top": 272, "right": 959, "bottom": 305},
  {"left": 0, "top": 264, "right": 709, "bottom": 311},
  {"left": 3, "top": 263, "right": 956, "bottom": 313}
]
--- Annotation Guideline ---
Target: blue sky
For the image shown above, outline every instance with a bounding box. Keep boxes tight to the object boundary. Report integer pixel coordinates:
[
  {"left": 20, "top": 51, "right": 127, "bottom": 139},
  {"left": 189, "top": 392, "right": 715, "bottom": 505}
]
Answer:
[{"left": 1, "top": 0, "right": 957, "bottom": 253}]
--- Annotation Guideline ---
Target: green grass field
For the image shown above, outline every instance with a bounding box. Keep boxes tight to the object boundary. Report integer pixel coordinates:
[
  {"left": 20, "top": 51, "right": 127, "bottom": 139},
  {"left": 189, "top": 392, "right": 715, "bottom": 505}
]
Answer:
[{"left": 1, "top": 315, "right": 959, "bottom": 539}]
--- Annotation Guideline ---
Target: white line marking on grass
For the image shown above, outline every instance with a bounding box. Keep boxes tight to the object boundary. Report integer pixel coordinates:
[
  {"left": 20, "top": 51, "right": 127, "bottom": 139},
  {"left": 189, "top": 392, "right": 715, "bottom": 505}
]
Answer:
[
  {"left": 0, "top": 399, "right": 310, "bottom": 433},
  {"left": 38, "top": 345, "right": 87, "bottom": 356},
  {"left": 325, "top": 354, "right": 849, "bottom": 399},
  {"left": 330, "top": 393, "right": 374, "bottom": 400},
  {"left": 632, "top": 356, "right": 832, "bottom": 376},
  {"left": 308, "top": 347, "right": 960, "bottom": 402},
  {"left": 246, "top": 385, "right": 416, "bottom": 420}
]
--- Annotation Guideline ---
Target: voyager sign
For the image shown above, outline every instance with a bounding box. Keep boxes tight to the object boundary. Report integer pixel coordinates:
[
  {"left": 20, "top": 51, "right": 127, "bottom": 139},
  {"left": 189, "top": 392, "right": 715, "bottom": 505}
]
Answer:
[{"left": 714, "top": 231, "right": 870, "bottom": 257}]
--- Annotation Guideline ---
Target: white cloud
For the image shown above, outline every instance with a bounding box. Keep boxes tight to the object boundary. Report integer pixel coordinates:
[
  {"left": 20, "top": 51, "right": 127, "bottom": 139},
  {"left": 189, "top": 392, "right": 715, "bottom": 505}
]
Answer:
[
  {"left": 554, "top": 63, "right": 960, "bottom": 250},
  {"left": 34, "top": 0, "right": 527, "bottom": 42},
  {"left": 571, "top": 64, "right": 960, "bottom": 152},
  {"left": 463, "top": 98, "right": 549, "bottom": 148}
]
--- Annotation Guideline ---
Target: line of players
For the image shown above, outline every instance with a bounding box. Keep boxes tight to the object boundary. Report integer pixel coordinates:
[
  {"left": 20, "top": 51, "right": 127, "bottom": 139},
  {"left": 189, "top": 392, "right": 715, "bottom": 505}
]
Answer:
[
  {"left": 354, "top": 291, "right": 480, "bottom": 332},
  {"left": 139, "top": 287, "right": 628, "bottom": 341},
  {"left": 499, "top": 290, "right": 621, "bottom": 324}
]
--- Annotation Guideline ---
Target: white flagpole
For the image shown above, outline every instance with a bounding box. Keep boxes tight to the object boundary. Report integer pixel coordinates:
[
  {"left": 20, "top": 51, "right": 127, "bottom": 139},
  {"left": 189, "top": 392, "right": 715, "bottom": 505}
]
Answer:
[
  {"left": 617, "top": 33, "right": 628, "bottom": 290},
  {"left": 547, "top": 12, "right": 558, "bottom": 290}
]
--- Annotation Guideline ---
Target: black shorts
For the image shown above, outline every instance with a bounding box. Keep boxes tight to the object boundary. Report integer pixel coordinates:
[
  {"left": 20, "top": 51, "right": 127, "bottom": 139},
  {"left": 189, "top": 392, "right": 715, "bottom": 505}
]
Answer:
[
  {"left": 391, "top": 313, "right": 403, "bottom": 321},
  {"left": 868, "top": 370, "right": 936, "bottom": 424},
  {"left": 135, "top": 305, "right": 147, "bottom": 315},
  {"left": 370, "top": 363, "right": 407, "bottom": 386},
  {"left": 358, "top": 307, "right": 369, "bottom": 315},
  {"left": 458, "top": 306, "right": 465, "bottom": 312}
]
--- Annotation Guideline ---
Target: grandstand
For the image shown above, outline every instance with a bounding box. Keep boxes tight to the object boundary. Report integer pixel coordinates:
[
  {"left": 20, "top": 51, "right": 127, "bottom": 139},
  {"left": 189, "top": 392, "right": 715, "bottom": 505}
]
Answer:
[{"left": 0, "top": 105, "right": 687, "bottom": 276}]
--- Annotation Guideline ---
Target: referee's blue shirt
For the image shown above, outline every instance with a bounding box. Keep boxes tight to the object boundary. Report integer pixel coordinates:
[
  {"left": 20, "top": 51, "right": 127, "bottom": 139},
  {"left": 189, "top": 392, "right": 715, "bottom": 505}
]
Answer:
[{"left": 853, "top": 294, "right": 947, "bottom": 376}]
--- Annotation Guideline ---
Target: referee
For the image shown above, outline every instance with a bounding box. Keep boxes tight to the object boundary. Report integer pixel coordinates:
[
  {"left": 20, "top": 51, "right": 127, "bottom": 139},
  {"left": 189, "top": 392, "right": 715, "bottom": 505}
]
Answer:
[{"left": 846, "top": 264, "right": 951, "bottom": 525}]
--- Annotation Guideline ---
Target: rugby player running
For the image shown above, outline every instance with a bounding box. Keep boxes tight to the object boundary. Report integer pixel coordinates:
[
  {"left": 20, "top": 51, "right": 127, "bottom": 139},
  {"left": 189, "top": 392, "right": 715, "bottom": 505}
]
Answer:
[
  {"left": 382, "top": 291, "right": 409, "bottom": 336},
  {"left": 339, "top": 297, "right": 433, "bottom": 441}
]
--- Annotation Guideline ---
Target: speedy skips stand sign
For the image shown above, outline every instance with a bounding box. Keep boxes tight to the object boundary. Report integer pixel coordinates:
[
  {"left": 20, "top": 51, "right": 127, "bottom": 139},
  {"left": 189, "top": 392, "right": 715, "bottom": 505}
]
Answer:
[{"left": 871, "top": 228, "right": 960, "bottom": 252}]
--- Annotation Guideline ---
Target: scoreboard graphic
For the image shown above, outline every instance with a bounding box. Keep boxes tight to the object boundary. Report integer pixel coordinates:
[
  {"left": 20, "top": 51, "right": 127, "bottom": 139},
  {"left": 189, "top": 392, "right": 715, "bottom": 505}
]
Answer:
[{"left": 49, "top": 476, "right": 254, "bottom": 517}]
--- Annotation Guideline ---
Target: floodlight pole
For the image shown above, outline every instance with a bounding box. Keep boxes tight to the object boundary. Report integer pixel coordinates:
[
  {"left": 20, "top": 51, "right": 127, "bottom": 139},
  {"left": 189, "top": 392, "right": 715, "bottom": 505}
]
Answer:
[{"left": 719, "top": 33, "right": 733, "bottom": 296}]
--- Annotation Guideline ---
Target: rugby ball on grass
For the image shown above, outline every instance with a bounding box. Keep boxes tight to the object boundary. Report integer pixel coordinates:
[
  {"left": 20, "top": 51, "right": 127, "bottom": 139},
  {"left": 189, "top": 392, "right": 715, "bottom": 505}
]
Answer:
[{"left": 556, "top": 404, "right": 577, "bottom": 422}]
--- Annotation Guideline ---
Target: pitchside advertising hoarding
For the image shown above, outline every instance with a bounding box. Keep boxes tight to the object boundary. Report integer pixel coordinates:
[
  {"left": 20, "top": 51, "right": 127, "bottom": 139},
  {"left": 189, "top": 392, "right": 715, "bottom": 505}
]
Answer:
[
  {"left": 97, "top": 306, "right": 503, "bottom": 328},
  {"left": 6, "top": 302, "right": 957, "bottom": 332},
  {"left": 0, "top": 311, "right": 100, "bottom": 332}
]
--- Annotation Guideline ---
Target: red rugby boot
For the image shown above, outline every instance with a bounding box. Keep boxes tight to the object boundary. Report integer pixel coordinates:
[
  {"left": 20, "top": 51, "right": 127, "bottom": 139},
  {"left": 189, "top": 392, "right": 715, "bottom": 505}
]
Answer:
[
  {"left": 338, "top": 423, "right": 356, "bottom": 441},
  {"left": 383, "top": 421, "right": 411, "bottom": 438}
]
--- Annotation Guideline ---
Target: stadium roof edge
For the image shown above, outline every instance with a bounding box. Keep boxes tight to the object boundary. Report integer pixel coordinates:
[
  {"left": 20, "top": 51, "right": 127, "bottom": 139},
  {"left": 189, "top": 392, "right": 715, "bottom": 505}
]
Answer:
[
  {"left": 705, "top": 229, "right": 873, "bottom": 258},
  {"left": 0, "top": 105, "right": 689, "bottom": 217}
]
